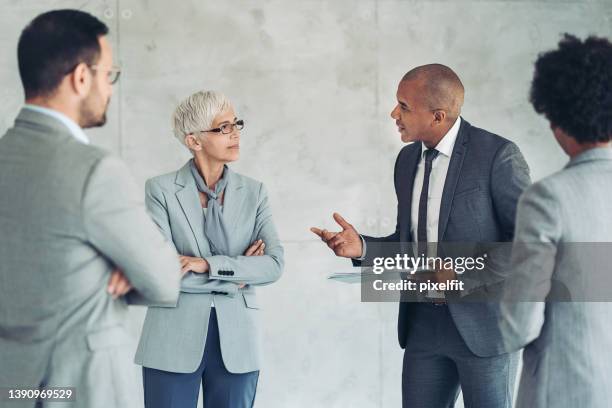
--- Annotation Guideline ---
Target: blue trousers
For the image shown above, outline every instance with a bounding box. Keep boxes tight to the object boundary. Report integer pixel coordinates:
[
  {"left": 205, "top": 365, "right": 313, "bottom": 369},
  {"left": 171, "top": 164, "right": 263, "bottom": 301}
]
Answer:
[
  {"left": 143, "top": 309, "right": 259, "bottom": 408},
  {"left": 402, "top": 303, "right": 518, "bottom": 408}
]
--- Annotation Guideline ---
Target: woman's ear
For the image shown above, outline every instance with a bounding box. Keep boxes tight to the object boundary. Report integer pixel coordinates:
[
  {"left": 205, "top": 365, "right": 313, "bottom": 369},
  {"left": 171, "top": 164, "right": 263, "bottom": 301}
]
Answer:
[{"left": 184, "top": 133, "right": 202, "bottom": 151}]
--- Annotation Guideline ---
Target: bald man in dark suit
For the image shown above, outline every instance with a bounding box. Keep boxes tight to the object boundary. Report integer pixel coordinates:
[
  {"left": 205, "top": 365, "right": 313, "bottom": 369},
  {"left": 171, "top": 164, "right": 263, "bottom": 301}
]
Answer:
[{"left": 313, "top": 64, "right": 531, "bottom": 407}]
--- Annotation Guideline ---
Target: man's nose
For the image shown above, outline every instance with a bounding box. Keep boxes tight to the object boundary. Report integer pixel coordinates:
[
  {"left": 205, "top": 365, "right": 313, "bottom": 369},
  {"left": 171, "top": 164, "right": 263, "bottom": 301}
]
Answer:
[{"left": 390, "top": 105, "right": 399, "bottom": 119}]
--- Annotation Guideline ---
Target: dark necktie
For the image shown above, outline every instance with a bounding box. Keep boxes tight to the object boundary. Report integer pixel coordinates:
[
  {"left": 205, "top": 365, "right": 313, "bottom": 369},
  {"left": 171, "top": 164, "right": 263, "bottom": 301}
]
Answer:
[{"left": 417, "top": 148, "right": 439, "bottom": 257}]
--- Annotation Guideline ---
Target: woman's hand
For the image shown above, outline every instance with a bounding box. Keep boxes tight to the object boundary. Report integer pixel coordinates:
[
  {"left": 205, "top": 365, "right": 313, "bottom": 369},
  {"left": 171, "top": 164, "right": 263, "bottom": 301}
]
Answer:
[
  {"left": 244, "top": 239, "right": 265, "bottom": 256},
  {"left": 237, "top": 240, "right": 266, "bottom": 289},
  {"left": 107, "top": 268, "right": 132, "bottom": 299},
  {"left": 179, "top": 256, "right": 210, "bottom": 275}
]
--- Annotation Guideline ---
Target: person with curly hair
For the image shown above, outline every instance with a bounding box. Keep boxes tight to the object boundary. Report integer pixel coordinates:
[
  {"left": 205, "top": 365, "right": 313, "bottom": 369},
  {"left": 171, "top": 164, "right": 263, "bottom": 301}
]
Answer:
[{"left": 500, "top": 34, "right": 612, "bottom": 408}]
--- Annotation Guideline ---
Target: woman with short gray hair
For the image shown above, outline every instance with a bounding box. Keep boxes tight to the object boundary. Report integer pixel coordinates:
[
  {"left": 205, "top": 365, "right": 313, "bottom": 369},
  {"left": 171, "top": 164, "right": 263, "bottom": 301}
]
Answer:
[{"left": 135, "top": 90, "right": 284, "bottom": 408}]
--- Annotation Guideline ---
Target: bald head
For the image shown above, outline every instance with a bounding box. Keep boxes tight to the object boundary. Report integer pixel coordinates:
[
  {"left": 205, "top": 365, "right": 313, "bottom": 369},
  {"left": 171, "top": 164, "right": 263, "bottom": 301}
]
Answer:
[{"left": 402, "top": 64, "right": 465, "bottom": 121}]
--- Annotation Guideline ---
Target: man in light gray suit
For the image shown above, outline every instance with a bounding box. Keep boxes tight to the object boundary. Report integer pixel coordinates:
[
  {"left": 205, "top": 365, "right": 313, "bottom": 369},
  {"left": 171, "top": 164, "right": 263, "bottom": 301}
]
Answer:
[
  {"left": 500, "top": 34, "right": 612, "bottom": 408},
  {"left": 0, "top": 10, "right": 181, "bottom": 408}
]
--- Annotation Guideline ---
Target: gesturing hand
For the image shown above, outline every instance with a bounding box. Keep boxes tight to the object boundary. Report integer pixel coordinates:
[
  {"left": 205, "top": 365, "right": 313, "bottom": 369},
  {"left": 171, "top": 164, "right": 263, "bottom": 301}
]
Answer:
[
  {"left": 310, "top": 212, "right": 363, "bottom": 258},
  {"left": 107, "top": 268, "right": 132, "bottom": 299},
  {"left": 179, "top": 256, "right": 210, "bottom": 276}
]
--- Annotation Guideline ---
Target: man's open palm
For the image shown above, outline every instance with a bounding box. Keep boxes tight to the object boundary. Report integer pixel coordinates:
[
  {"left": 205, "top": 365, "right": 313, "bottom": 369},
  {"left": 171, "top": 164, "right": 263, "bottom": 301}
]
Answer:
[{"left": 311, "top": 212, "right": 363, "bottom": 258}]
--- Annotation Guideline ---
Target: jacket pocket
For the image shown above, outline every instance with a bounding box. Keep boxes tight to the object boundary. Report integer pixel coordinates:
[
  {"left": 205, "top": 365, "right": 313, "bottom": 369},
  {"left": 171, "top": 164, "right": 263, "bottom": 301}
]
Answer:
[
  {"left": 454, "top": 185, "right": 480, "bottom": 198},
  {"left": 242, "top": 292, "right": 260, "bottom": 309}
]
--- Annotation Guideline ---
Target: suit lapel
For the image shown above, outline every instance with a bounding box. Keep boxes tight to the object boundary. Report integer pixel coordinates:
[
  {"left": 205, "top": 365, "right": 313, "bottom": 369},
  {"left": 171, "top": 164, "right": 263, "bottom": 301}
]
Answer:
[
  {"left": 175, "top": 161, "right": 210, "bottom": 257},
  {"left": 438, "top": 120, "right": 470, "bottom": 240},
  {"left": 221, "top": 168, "right": 245, "bottom": 233},
  {"left": 400, "top": 144, "right": 422, "bottom": 242},
  {"left": 174, "top": 163, "right": 245, "bottom": 256}
]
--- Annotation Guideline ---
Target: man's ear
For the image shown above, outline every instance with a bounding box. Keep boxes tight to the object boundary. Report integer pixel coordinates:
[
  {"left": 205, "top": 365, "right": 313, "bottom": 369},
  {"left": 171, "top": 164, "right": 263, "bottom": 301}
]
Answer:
[
  {"left": 69, "top": 62, "right": 92, "bottom": 98},
  {"left": 432, "top": 109, "right": 446, "bottom": 126}
]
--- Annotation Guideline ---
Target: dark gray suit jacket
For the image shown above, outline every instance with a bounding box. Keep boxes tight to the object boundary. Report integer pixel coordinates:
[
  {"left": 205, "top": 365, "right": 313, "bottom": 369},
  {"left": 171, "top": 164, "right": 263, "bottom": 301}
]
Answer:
[{"left": 355, "top": 118, "right": 531, "bottom": 357}]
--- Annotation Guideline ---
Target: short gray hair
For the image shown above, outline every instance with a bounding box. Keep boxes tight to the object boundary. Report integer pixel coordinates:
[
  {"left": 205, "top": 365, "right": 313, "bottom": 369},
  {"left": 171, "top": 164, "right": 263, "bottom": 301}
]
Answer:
[{"left": 171, "top": 90, "right": 232, "bottom": 147}]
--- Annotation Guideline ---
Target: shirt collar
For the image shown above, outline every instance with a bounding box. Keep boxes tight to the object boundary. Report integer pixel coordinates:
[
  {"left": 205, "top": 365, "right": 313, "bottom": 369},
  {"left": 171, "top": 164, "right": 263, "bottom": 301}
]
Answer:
[
  {"left": 421, "top": 116, "right": 461, "bottom": 158},
  {"left": 23, "top": 104, "right": 90, "bottom": 145}
]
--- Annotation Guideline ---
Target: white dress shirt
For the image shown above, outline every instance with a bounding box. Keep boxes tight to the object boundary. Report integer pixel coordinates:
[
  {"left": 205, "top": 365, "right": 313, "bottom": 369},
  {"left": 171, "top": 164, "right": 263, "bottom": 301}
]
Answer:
[
  {"left": 410, "top": 116, "right": 461, "bottom": 249},
  {"left": 357, "top": 117, "right": 462, "bottom": 259},
  {"left": 23, "top": 104, "right": 90, "bottom": 145},
  {"left": 410, "top": 117, "right": 461, "bottom": 298}
]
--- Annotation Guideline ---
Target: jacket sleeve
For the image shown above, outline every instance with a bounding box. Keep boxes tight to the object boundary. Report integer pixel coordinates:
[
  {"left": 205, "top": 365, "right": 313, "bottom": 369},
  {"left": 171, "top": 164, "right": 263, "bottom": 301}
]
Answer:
[
  {"left": 81, "top": 156, "right": 181, "bottom": 307},
  {"left": 143, "top": 178, "right": 241, "bottom": 297},
  {"left": 458, "top": 141, "right": 532, "bottom": 294},
  {"left": 351, "top": 215, "right": 402, "bottom": 267},
  {"left": 206, "top": 183, "right": 284, "bottom": 286},
  {"left": 491, "top": 141, "right": 532, "bottom": 240},
  {"left": 499, "top": 181, "right": 560, "bottom": 351}
]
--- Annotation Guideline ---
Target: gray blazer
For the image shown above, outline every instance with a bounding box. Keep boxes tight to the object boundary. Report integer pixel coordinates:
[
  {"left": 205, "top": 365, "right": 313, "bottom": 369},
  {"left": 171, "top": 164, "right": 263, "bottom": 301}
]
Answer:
[
  {"left": 355, "top": 119, "right": 531, "bottom": 356},
  {"left": 134, "top": 161, "right": 284, "bottom": 374},
  {"left": 500, "top": 147, "right": 612, "bottom": 408},
  {"left": 0, "top": 108, "right": 181, "bottom": 408}
]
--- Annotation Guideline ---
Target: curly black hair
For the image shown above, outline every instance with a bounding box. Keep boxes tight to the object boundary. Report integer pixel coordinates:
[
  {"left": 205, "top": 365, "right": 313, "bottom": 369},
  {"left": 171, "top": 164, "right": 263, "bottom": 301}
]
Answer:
[{"left": 530, "top": 33, "right": 612, "bottom": 143}]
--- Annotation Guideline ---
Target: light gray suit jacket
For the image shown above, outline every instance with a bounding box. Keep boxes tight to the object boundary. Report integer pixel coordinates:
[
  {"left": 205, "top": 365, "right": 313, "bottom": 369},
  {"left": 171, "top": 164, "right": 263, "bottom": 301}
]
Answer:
[
  {"left": 134, "top": 161, "right": 284, "bottom": 374},
  {"left": 500, "top": 147, "right": 612, "bottom": 408},
  {"left": 0, "top": 108, "right": 181, "bottom": 408}
]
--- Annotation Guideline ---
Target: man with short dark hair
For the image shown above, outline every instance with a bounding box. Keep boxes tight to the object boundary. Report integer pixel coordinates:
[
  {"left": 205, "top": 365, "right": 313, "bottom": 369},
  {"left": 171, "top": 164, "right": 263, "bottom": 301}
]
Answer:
[
  {"left": 0, "top": 10, "right": 181, "bottom": 408},
  {"left": 500, "top": 34, "right": 612, "bottom": 408},
  {"left": 17, "top": 9, "right": 116, "bottom": 127},
  {"left": 312, "top": 64, "right": 531, "bottom": 407}
]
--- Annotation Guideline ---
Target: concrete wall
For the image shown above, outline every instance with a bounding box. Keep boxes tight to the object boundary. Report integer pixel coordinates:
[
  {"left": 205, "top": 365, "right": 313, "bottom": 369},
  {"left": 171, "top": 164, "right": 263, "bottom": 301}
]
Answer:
[{"left": 1, "top": 1, "right": 611, "bottom": 406}]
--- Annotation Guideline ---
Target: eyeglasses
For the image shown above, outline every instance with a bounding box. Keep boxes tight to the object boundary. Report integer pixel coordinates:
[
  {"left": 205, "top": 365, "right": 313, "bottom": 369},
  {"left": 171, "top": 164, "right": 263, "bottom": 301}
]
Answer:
[
  {"left": 200, "top": 119, "right": 244, "bottom": 135},
  {"left": 63, "top": 63, "right": 121, "bottom": 85},
  {"left": 89, "top": 65, "right": 121, "bottom": 84}
]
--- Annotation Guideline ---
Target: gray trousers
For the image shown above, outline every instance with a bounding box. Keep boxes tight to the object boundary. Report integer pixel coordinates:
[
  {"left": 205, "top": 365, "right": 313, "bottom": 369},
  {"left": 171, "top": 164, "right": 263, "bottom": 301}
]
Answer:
[{"left": 402, "top": 303, "right": 518, "bottom": 408}]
